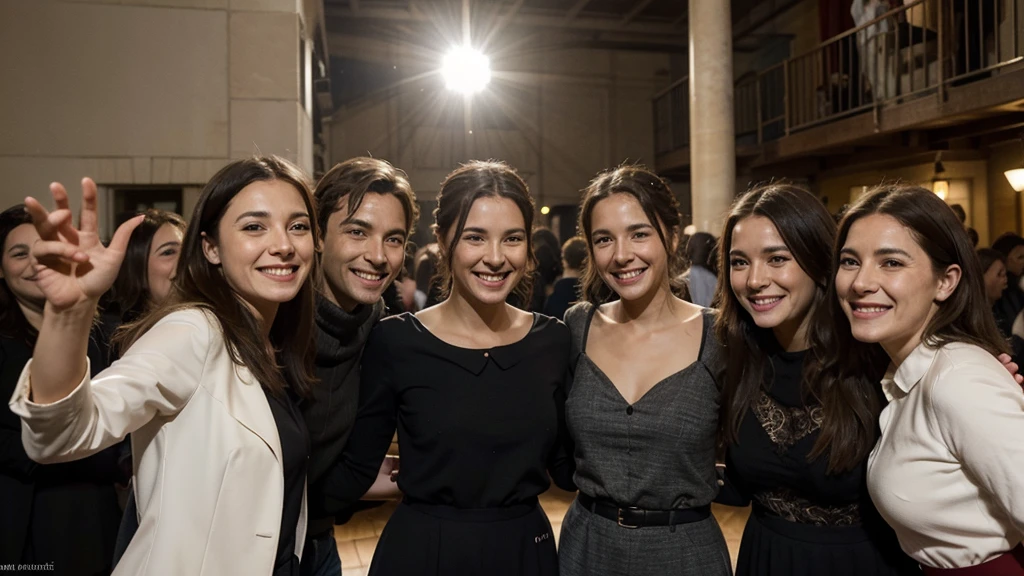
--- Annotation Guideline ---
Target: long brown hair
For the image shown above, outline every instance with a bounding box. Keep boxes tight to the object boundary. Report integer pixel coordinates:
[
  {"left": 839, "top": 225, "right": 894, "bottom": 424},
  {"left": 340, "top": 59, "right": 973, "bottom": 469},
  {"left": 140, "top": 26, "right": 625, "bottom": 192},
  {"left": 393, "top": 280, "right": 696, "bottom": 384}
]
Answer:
[
  {"left": 824, "top": 184, "right": 1008, "bottom": 380},
  {"left": 577, "top": 164, "right": 685, "bottom": 304},
  {"left": 716, "top": 183, "right": 880, "bottom": 473},
  {"left": 432, "top": 160, "right": 536, "bottom": 305},
  {"left": 107, "top": 209, "right": 187, "bottom": 321},
  {"left": 116, "top": 156, "right": 320, "bottom": 397}
]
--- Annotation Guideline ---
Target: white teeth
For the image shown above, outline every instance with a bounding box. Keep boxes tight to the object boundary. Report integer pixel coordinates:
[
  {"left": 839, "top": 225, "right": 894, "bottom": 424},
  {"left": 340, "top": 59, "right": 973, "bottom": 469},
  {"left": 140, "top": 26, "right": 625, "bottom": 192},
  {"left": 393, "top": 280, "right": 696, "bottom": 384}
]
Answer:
[
  {"left": 753, "top": 297, "right": 782, "bottom": 305},
  {"left": 261, "top": 267, "right": 293, "bottom": 276},
  {"left": 353, "top": 270, "right": 384, "bottom": 281},
  {"left": 615, "top": 269, "right": 644, "bottom": 279},
  {"left": 857, "top": 306, "right": 888, "bottom": 313},
  {"left": 478, "top": 273, "right": 506, "bottom": 282}
]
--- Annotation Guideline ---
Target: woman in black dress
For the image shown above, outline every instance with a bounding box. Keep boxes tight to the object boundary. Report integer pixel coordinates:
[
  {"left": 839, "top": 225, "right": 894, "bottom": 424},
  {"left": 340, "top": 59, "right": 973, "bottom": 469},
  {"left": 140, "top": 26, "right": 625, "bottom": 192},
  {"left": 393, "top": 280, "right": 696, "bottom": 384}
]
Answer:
[
  {"left": 714, "top": 183, "right": 919, "bottom": 575},
  {"left": 319, "top": 160, "right": 575, "bottom": 576},
  {"left": 0, "top": 204, "right": 125, "bottom": 574}
]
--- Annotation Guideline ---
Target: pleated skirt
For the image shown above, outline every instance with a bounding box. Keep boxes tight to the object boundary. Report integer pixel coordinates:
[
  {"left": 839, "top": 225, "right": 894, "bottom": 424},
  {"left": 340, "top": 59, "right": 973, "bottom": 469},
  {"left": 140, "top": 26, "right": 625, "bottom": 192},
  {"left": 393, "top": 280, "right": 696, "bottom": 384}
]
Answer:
[
  {"left": 367, "top": 499, "right": 558, "bottom": 576},
  {"left": 735, "top": 509, "right": 921, "bottom": 576}
]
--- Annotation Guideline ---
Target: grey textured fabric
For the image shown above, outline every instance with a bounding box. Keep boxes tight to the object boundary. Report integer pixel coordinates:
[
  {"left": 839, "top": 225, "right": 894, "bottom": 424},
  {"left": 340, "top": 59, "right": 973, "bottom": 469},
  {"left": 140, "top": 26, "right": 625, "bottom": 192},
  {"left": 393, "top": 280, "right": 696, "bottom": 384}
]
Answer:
[{"left": 558, "top": 301, "right": 731, "bottom": 576}]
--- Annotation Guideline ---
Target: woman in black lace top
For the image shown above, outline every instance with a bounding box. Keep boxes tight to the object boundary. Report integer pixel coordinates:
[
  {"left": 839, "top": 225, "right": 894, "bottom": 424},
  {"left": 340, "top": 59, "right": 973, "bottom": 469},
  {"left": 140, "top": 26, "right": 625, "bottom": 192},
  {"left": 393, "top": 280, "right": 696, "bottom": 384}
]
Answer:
[{"left": 714, "top": 183, "right": 919, "bottom": 576}]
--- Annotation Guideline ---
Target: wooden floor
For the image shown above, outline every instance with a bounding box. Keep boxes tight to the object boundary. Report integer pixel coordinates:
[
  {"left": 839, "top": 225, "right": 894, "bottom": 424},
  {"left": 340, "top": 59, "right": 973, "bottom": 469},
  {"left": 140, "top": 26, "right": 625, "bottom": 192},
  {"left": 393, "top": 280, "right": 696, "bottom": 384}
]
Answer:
[{"left": 334, "top": 488, "right": 751, "bottom": 575}]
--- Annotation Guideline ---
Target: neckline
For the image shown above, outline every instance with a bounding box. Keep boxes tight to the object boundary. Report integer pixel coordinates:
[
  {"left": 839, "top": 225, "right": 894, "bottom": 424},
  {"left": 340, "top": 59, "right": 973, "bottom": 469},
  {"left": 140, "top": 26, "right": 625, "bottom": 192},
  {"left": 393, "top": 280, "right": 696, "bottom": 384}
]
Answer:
[
  {"left": 407, "top": 311, "right": 540, "bottom": 351},
  {"left": 579, "top": 302, "right": 709, "bottom": 405}
]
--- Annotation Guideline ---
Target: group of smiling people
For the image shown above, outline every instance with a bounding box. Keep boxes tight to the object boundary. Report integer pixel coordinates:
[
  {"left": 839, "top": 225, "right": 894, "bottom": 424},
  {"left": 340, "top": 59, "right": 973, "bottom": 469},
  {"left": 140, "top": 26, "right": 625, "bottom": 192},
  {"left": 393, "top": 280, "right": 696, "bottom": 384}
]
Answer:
[{"left": 2, "top": 153, "right": 1022, "bottom": 576}]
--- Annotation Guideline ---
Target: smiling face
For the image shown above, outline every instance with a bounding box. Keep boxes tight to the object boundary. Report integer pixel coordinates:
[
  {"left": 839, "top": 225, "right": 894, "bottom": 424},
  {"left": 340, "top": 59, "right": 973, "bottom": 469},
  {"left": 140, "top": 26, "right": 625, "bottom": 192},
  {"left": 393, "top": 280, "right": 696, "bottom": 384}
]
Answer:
[
  {"left": 442, "top": 195, "right": 529, "bottom": 307},
  {"left": 588, "top": 193, "right": 673, "bottom": 302},
  {"left": 0, "top": 223, "right": 45, "bottom": 309},
  {"left": 835, "top": 213, "right": 960, "bottom": 364},
  {"left": 146, "top": 223, "right": 184, "bottom": 306},
  {"left": 321, "top": 192, "right": 408, "bottom": 311},
  {"left": 202, "top": 179, "right": 315, "bottom": 325},
  {"left": 728, "top": 215, "right": 818, "bottom": 350}
]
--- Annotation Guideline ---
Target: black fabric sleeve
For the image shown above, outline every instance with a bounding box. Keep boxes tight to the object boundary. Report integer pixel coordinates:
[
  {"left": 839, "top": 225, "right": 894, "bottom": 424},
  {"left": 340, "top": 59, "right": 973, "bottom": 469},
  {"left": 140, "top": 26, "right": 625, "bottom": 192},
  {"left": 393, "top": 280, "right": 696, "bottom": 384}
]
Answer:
[
  {"left": 714, "top": 451, "right": 752, "bottom": 507},
  {"left": 547, "top": 363, "right": 577, "bottom": 492},
  {"left": 315, "top": 328, "right": 398, "bottom": 512}
]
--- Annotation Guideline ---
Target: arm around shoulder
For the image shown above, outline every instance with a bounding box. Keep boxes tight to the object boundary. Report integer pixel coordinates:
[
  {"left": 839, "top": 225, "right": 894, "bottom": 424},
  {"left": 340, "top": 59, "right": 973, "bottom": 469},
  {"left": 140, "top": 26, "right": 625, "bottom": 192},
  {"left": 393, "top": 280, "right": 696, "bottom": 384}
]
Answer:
[{"left": 8, "top": 308, "right": 213, "bottom": 464}]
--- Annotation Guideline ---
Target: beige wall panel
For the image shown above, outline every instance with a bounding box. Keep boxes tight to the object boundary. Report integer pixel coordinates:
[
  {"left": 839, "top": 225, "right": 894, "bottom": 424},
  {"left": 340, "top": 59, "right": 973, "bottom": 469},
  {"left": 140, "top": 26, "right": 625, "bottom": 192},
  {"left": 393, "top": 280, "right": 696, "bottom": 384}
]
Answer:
[
  {"left": 230, "top": 99, "right": 301, "bottom": 161},
  {"left": 471, "top": 130, "right": 538, "bottom": 174},
  {"left": 543, "top": 49, "right": 611, "bottom": 77},
  {"left": 541, "top": 86, "right": 609, "bottom": 206},
  {"left": 330, "top": 101, "right": 392, "bottom": 162},
  {"left": 989, "top": 142, "right": 1022, "bottom": 238},
  {"left": 0, "top": 1, "right": 228, "bottom": 158},
  {"left": 133, "top": 157, "right": 153, "bottom": 184},
  {"left": 152, "top": 158, "right": 172, "bottom": 184},
  {"left": 613, "top": 87, "right": 657, "bottom": 167},
  {"left": 230, "top": 11, "right": 300, "bottom": 100},
  {"left": 0, "top": 157, "right": 103, "bottom": 215},
  {"left": 230, "top": 0, "right": 298, "bottom": 12},
  {"left": 60, "top": 0, "right": 228, "bottom": 8}
]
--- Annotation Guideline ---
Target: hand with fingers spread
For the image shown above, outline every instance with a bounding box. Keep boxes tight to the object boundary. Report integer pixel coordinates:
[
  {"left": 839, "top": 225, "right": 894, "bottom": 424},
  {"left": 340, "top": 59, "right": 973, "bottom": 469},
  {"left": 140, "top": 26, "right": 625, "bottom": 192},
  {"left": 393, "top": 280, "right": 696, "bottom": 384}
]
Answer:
[{"left": 25, "top": 178, "right": 144, "bottom": 312}]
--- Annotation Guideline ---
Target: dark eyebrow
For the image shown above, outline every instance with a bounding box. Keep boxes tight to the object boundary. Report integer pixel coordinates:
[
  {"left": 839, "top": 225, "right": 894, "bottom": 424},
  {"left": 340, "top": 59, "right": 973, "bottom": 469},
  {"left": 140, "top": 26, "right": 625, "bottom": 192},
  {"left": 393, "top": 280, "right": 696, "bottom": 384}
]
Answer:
[
  {"left": 761, "top": 245, "right": 790, "bottom": 254},
  {"left": 342, "top": 218, "right": 406, "bottom": 239},
  {"left": 839, "top": 247, "right": 859, "bottom": 257},
  {"left": 152, "top": 240, "right": 181, "bottom": 253},
  {"left": 6, "top": 243, "right": 29, "bottom": 254},
  {"left": 875, "top": 247, "right": 913, "bottom": 258},
  {"left": 234, "top": 211, "right": 269, "bottom": 223},
  {"left": 591, "top": 223, "right": 654, "bottom": 237}
]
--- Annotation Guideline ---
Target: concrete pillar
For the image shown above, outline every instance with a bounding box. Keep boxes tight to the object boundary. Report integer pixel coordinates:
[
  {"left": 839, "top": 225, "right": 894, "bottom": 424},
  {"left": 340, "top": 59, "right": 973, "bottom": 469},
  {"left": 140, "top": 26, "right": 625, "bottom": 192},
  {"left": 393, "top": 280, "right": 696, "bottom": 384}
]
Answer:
[{"left": 688, "top": 0, "right": 736, "bottom": 233}]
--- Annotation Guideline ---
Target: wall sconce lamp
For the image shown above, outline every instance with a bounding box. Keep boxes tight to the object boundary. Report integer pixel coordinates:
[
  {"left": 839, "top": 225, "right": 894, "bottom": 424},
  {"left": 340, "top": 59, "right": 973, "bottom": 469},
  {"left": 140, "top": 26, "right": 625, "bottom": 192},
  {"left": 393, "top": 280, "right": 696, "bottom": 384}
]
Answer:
[
  {"left": 1005, "top": 133, "right": 1024, "bottom": 192},
  {"left": 932, "top": 152, "right": 949, "bottom": 200}
]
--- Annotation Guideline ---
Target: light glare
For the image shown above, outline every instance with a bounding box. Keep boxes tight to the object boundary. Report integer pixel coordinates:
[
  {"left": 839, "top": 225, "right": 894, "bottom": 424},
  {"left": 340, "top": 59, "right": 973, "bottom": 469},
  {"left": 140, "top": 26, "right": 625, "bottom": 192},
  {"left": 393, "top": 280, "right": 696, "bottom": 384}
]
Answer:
[
  {"left": 442, "top": 46, "right": 491, "bottom": 94},
  {"left": 540, "top": 206, "right": 551, "bottom": 215}
]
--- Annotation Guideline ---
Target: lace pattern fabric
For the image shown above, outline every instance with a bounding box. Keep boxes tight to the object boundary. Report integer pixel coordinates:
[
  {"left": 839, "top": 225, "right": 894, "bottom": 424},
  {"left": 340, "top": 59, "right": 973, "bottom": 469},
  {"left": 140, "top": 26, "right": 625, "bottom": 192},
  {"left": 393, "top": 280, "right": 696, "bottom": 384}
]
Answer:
[
  {"left": 754, "top": 488, "right": 862, "bottom": 526},
  {"left": 752, "top": 390, "right": 823, "bottom": 453}
]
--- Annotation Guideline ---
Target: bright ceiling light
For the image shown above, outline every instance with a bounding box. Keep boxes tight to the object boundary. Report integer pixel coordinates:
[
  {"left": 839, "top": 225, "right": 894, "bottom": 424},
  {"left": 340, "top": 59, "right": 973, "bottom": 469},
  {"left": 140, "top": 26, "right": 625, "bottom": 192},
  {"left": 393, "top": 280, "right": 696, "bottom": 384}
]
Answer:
[{"left": 442, "top": 46, "right": 491, "bottom": 94}]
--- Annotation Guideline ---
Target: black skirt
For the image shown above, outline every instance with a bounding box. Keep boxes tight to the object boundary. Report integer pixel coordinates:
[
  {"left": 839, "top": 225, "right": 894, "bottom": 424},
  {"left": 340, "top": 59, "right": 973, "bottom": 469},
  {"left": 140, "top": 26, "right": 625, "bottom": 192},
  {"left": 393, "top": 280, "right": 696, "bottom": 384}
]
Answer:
[
  {"left": 367, "top": 499, "right": 557, "bottom": 576},
  {"left": 736, "top": 508, "right": 921, "bottom": 576}
]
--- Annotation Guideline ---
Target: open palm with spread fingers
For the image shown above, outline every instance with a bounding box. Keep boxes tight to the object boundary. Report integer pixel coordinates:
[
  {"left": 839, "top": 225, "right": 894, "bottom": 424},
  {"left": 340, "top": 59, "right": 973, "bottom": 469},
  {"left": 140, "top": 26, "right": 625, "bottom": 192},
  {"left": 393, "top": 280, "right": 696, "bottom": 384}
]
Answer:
[{"left": 25, "top": 177, "right": 143, "bottom": 311}]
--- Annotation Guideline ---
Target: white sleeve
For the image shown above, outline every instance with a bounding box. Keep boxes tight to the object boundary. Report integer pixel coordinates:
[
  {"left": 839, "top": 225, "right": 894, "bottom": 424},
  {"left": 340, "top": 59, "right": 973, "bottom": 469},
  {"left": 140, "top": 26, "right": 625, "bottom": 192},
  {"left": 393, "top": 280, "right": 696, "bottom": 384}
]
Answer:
[
  {"left": 931, "top": 361, "right": 1024, "bottom": 533},
  {"left": 8, "top": 309, "right": 213, "bottom": 464}
]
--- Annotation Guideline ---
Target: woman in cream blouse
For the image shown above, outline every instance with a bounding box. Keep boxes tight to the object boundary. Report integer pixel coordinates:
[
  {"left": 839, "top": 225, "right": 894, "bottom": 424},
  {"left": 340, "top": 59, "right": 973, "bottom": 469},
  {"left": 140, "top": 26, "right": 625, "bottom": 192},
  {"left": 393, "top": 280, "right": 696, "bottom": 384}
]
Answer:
[
  {"left": 827, "top": 183, "right": 1024, "bottom": 575},
  {"left": 8, "top": 156, "right": 320, "bottom": 576}
]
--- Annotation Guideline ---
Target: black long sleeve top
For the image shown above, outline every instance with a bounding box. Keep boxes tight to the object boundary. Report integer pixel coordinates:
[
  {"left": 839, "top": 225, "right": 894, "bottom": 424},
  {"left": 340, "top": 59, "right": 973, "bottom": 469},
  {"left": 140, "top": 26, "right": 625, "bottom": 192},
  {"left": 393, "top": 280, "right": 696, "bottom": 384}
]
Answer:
[{"left": 319, "top": 312, "right": 576, "bottom": 510}]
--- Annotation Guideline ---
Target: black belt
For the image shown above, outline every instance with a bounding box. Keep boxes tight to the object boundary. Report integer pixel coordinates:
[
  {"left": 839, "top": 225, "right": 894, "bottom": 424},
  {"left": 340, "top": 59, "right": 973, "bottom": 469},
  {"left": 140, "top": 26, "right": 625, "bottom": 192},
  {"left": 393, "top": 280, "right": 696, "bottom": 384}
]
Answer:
[{"left": 576, "top": 493, "right": 711, "bottom": 529}]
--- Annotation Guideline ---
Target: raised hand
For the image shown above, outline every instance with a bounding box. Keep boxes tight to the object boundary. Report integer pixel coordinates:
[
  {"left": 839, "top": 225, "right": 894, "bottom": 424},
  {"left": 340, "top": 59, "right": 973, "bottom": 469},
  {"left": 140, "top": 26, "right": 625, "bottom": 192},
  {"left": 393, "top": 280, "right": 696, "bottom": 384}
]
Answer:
[{"left": 24, "top": 178, "right": 143, "bottom": 312}]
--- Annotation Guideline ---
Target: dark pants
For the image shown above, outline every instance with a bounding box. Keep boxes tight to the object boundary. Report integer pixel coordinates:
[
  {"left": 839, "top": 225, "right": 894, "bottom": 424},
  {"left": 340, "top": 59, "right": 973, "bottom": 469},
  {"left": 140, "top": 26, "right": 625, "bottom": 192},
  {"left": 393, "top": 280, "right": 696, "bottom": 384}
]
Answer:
[{"left": 299, "top": 530, "right": 342, "bottom": 576}]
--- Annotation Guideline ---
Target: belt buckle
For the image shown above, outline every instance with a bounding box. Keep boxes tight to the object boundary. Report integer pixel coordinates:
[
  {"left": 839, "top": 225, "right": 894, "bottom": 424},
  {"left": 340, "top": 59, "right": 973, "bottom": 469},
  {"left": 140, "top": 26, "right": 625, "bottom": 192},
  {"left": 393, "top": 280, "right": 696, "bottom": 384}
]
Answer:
[{"left": 616, "top": 507, "right": 639, "bottom": 529}]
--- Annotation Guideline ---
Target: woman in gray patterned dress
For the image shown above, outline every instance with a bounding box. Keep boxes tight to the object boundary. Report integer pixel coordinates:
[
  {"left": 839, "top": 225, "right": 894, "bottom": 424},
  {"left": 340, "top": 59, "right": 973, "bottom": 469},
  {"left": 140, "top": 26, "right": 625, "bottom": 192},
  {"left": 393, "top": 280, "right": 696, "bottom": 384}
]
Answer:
[{"left": 558, "top": 165, "right": 732, "bottom": 576}]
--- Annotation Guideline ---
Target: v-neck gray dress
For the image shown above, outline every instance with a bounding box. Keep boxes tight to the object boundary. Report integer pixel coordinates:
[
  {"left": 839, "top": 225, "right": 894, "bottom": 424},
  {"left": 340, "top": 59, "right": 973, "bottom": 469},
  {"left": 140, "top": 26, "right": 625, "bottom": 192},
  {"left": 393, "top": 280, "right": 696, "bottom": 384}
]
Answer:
[{"left": 558, "top": 302, "right": 732, "bottom": 576}]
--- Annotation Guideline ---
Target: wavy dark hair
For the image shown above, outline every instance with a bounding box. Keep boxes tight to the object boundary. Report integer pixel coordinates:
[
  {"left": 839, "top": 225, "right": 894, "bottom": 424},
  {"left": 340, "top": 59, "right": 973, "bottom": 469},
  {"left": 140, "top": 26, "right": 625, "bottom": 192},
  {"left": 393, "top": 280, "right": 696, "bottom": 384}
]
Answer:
[
  {"left": 715, "top": 182, "right": 879, "bottom": 473},
  {"left": 578, "top": 164, "right": 684, "bottom": 304},
  {"left": 0, "top": 204, "right": 37, "bottom": 344},
  {"left": 432, "top": 160, "right": 536, "bottom": 305},
  {"left": 314, "top": 156, "right": 419, "bottom": 239},
  {"left": 823, "top": 185, "right": 1008, "bottom": 386},
  {"left": 106, "top": 209, "right": 186, "bottom": 321},
  {"left": 116, "top": 156, "right": 321, "bottom": 398}
]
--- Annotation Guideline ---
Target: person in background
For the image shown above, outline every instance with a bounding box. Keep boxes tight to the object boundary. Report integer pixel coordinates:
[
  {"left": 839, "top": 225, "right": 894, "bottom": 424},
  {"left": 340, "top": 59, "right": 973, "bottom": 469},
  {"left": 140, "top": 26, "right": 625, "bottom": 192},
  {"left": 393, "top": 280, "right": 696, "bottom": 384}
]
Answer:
[
  {"left": 0, "top": 204, "right": 125, "bottom": 575},
  {"left": 529, "top": 227, "right": 563, "bottom": 312},
  {"left": 684, "top": 232, "right": 718, "bottom": 307},
  {"left": 979, "top": 248, "right": 1010, "bottom": 333},
  {"left": 949, "top": 204, "right": 978, "bottom": 248},
  {"left": 991, "top": 232, "right": 1024, "bottom": 339},
  {"left": 105, "top": 209, "right": 186, "bottom": 324},
  {"left": 543, "top": 236, "right": 586, "bottom": 320}
]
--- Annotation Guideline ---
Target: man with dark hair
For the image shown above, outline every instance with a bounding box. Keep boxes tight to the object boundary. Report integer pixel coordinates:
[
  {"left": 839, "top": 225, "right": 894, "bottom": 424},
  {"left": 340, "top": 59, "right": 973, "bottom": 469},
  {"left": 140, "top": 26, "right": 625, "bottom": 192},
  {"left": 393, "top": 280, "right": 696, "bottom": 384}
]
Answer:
[
  {"left": 302, "top": 157, "right": 419, "bottom": 576},
  {"left": 543, "top": 236, "right": 586, "bottom": 320}
]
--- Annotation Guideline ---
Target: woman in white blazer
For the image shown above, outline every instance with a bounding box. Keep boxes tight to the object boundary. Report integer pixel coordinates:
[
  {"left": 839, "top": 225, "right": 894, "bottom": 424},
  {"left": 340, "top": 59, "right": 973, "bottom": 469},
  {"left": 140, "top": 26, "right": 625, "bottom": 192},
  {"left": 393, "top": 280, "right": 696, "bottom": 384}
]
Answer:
[
  {"left": 827, "top": 184, "right": 1024, "bottom": 575},
  {"left": 8, "top": 156, "right": 321, "bottom": 576}
]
